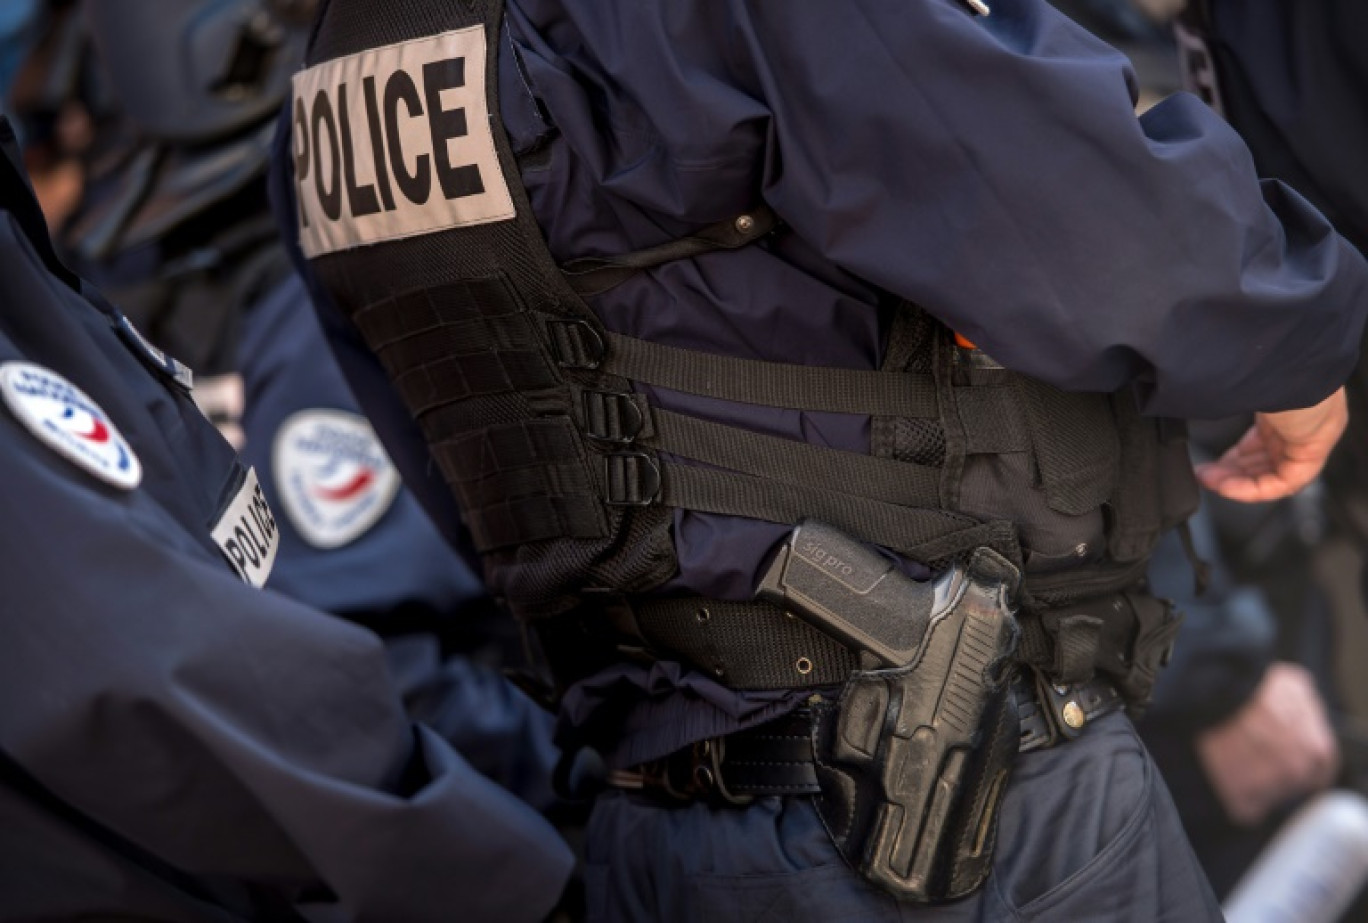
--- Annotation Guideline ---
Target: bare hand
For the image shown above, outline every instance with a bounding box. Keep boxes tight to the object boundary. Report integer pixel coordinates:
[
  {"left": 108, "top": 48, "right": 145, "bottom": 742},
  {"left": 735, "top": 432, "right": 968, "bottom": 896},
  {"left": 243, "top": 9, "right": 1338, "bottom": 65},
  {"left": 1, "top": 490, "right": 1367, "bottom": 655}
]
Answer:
[
  {"left": 1195, "top": 662, "right": 1340, "bottom": 826},
  {"left": 1195, "top": 388, "right": 1348, "bottom": 502}
]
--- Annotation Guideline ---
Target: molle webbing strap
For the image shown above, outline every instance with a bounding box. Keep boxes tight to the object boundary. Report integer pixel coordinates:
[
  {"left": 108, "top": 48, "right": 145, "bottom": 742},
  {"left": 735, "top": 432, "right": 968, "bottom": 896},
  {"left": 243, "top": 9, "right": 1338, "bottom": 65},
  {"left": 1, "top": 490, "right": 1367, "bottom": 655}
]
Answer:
[
  {"left": 602, "top": 330, "right": 941, "bottom": 418},
  {"left": 433, "top": 419, "right": 608, "bottom": 549},
  {"left": 548, "top": 318, "right": 941, "bottom": 418},
  {"left": 561, "top": 205, "right": 783, "bottom": 297},
  {"left": 648, "top": 408, "right": 942, "bottom": 508},
  {"left": 630, "top": 598, "right": 861, "bottom": 689},
  {"left": 353, "top": 287, "right": 544, "bottom": 360}
]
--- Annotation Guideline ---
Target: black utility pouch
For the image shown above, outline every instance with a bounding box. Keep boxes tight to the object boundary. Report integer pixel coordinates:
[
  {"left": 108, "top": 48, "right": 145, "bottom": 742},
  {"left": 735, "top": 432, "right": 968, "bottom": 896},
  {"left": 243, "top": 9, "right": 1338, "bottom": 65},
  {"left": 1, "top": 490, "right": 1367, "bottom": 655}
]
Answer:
[{"left": 758, "top": 525, "right": 1021, "bottom": 902}]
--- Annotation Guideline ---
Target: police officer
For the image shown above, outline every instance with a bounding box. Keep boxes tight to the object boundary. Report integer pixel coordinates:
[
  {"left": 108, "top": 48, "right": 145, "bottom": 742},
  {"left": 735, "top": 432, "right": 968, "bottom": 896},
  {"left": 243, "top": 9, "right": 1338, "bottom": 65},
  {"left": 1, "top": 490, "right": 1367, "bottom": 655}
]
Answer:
[
  {"left": 275, "top": 0, "right": 1368, "bottom": 919},
  {"left": 0, "top": 115, "right": 572, "bottom": 919},
  {"left": 1157, "top": 0, "right": 1368, "bottom": 903},
  {"left": 1176, "top": 0, "right": 1368, "bottom": 586},
  {"left": 57, "top": 0, "right": 560, "bottom": 808}
]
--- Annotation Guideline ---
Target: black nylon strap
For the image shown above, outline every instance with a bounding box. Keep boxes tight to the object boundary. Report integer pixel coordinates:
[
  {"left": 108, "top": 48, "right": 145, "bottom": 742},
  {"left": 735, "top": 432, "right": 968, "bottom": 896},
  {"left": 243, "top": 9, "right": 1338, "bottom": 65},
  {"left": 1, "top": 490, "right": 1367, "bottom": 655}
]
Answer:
[
  {"left": 647, "top": 408, "right": 942, "bottom": 508},
  {"left": 561, "top": 205, "right": 783, "bottom": 297},
  {"left": 632, "top": 597, "right": 860, "bottom": 689},
  {"left": 659, "top": 460, "right": 1014, "bottom": 564},
  {"left": 580, "top": 330, "right": 940, "bottom": 418},
  {"left": 613, "top": 674, "right": 1126, "bottom": 800}
]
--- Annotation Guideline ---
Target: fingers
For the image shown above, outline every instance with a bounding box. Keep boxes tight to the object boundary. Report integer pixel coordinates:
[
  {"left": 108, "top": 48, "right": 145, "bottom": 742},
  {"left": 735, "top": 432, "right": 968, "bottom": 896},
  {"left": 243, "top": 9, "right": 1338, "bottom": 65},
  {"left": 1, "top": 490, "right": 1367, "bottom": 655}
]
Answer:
[
  {"left": 1195, "top": 388, "right": 1348, "bottom": 502},
  {"left": 1195, "top": 429, "right": 1329, "bottom": 502},
  {"left": 1195, "top": 456, "right": 1311, "bottom": 502}
]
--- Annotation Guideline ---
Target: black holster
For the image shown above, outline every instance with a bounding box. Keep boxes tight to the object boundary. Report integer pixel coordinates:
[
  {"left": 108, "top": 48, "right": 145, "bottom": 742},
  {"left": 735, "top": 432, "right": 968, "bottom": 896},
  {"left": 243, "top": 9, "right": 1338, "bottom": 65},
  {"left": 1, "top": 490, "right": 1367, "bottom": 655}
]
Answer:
[{"left": 757, "top": 526, "right": 1021, "bottom": 903}]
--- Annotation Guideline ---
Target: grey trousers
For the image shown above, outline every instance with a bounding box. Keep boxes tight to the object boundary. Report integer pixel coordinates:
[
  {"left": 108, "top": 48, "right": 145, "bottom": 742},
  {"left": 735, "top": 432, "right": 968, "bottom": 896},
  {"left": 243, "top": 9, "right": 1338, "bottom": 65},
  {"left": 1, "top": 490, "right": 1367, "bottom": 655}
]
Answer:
[{"left": 582, "top": 711, "right": 1222, "bottom": 922}]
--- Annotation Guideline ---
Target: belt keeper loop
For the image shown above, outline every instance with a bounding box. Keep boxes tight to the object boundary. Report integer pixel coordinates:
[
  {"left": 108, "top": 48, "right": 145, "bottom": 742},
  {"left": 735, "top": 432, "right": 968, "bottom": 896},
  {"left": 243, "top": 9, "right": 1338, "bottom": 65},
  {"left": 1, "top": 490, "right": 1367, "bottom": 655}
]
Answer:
[
  {"left": 1045, "top": 612, "right": 1103, "bottom": 685},
  {"left": 548, "top": 318, "right": 606, "bottom": 369},
  {"left": 582, "top": 389, "right": 645, "bottom": 444},
  {"left": 707, "top": 737, "right": 755, "bottom": 807}
]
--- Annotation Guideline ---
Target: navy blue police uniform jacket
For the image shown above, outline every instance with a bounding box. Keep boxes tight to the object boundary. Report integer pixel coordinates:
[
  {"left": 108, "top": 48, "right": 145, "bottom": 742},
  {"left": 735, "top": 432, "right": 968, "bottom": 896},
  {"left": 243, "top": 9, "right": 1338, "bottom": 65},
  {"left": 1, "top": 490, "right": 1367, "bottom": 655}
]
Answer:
[
  {"left": 273, "top": 0, "right": 1368, "bottom": 770},
  {"left": 0, "top": 117, "right": 573, "bottom": 922}
]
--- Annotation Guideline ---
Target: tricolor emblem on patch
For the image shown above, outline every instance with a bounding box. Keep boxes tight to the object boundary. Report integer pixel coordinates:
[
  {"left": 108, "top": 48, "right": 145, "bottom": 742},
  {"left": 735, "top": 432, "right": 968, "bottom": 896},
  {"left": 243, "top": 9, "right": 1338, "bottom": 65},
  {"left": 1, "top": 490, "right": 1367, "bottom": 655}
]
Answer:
[
  {"left": 0, "top": 361, "right": 142, "bottom": 490},
  {"left": 272, "top": 409, "right": 401, "bottom": 549}
]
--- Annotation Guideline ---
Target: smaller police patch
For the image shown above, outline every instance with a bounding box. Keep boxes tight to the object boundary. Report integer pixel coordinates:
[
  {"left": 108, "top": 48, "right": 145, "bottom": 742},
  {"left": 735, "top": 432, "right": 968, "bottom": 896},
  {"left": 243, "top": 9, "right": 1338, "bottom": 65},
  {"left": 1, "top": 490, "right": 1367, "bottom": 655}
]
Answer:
[
  {"left": 212, "top": 467, "right": 279, "bottom": 588},
  {"left": 0, "top": 361, "right": 142, "bottom": 490},
  {"left": 273, "top": 409, "right": 401, "bottom": 549}
]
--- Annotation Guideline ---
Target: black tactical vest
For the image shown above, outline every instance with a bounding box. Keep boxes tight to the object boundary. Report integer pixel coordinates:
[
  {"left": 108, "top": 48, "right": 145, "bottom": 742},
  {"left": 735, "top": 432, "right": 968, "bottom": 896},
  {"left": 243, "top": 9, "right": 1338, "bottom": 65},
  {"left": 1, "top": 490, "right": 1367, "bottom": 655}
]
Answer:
[{"left": 297, "top": 0, "right": 1198, "bottom": 696}]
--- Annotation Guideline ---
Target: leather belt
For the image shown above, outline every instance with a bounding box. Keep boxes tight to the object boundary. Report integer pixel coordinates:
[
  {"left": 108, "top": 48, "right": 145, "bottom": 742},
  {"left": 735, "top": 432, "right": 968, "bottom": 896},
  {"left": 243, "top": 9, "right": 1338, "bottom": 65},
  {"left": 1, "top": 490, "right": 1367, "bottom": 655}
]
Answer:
[{"left": 607, "top": 671, "right": 1123, "bottom": 803}]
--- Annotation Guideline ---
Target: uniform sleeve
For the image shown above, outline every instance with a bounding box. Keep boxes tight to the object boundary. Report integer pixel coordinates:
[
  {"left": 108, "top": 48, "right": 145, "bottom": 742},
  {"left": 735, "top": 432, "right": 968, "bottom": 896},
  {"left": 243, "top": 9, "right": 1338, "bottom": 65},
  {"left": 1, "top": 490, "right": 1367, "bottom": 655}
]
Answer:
[
  {"left": 0, "top": 417, "right": 572, "bottom": 920},
  {"left": 739, "top": 0, "right": 1368, "bottom": 418}
]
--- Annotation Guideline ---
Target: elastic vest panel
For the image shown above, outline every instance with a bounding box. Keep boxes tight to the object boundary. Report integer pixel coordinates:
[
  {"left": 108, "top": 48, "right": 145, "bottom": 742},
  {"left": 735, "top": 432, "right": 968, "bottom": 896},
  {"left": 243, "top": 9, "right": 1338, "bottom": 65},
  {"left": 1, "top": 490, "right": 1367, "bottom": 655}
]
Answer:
[{"left": 297, "top": 0, "right": 1197, "bottom": 623}]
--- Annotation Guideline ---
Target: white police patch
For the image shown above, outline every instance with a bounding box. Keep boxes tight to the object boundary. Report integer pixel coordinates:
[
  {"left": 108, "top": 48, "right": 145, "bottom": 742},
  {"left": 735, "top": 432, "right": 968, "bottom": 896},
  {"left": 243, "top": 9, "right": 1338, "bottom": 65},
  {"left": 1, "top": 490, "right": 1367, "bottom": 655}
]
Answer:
[
  {"left": 291, "top": 26, "right": 514, "bottom": 258},
  {"left": 0, "top": 361, "right": 142, "bottom": 490},
  {"left": 272, "top": 409, "right": 401, "bottom": 549},
  {"left": 211, "top": 466, "right": 279, "bottom": 588}
]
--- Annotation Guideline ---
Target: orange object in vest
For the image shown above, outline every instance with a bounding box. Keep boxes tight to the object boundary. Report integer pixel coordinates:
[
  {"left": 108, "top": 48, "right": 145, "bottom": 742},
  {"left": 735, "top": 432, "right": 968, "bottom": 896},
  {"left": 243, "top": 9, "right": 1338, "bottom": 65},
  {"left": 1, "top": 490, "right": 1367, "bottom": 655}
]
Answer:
[{"left": 954, "top": 332, "right": 977, "bottom": 350}]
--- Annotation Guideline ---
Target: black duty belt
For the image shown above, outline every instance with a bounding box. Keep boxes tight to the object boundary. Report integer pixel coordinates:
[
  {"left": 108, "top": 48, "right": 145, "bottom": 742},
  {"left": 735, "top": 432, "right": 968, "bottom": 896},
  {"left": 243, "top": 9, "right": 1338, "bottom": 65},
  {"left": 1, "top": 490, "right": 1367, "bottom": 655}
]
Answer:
[
  {"left": 606, "top": 671, "right": 1123, "bottom": 803},
  {"left": 610, "top": 590, "right": 1166, "bottom": 695}
]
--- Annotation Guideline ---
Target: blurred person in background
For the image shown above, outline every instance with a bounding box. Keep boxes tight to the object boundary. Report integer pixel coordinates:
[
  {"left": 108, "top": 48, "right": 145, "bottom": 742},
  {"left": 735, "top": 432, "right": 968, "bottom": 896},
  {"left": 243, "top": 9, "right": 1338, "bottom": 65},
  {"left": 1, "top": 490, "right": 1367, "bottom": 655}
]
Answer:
[
  {"left": 1139, "top": 469, "right": 1343, "bottom": 899},
  {"left": 1166, "top": 0, "right": 1368, "bottom": 914},
  {"left": 1051, "top": 0, "right": 1368, "bottom": 912},
  {"left": 0, "top": 0, "right": 37, "bottom": 103},
  {"left": 3, "top": 0, "right": 88, "bottom": 227},
  {"left": 49, "top": 0, "right": 564, "bottom": 816}
]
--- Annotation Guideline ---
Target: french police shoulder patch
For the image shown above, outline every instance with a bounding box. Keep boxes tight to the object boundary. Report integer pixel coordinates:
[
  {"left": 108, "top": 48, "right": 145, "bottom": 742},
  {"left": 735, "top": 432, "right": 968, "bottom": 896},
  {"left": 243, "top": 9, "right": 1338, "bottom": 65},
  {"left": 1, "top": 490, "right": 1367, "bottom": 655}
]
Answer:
[
  {"left": 0, "top": 360, "right": 142, "bottom": 490},
  {"left": 272, "top": 409, "right": 401, "bottom": 549},
  {"left": 290, "top": 25, "right": 515, "bottom": 258}
]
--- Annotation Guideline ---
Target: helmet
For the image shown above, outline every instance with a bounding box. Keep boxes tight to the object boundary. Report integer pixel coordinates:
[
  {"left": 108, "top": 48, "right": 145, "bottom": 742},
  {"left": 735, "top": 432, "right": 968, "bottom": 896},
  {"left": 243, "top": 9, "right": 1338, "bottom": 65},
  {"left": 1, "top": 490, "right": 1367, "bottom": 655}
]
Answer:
[
  {"left": 63, "top": 0, "right": 313, "bottom": 260},
  {"left": 82, "top": 0, "right": 311, "bottom": 144}
]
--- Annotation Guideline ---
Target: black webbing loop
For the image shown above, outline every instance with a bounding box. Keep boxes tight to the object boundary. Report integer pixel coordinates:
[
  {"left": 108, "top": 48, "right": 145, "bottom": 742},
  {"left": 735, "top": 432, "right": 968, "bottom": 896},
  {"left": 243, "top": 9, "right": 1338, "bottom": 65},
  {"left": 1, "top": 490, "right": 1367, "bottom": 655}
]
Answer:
[
  {"left": 607, "top": 453, "right": 662, "bottom": 506},
  {"left": 631, "top": 597, "right": 860, "bottom": 689},
  {"left": 598, "top": 330, "right": 940, "bottom": 418},
  {"left": 561, "top": 206, "right": 783, "bottom": 297},
  {"left": 548, "top": 319, "right": 606, "bottom": 369},
  {"left": 583, "top": 390, "right": 645, "bottom": 444},
  {"left": 646, "top": 408, "right": 942, "bottom": 509},
  {"left": 1047, "top": 614, "right": 1104, "bottom": 685}
]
